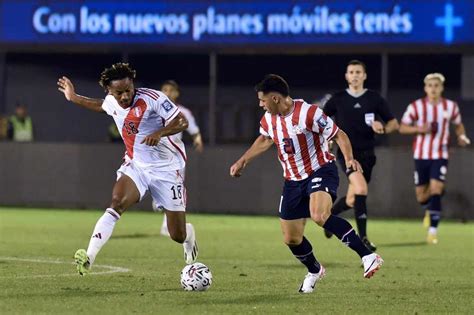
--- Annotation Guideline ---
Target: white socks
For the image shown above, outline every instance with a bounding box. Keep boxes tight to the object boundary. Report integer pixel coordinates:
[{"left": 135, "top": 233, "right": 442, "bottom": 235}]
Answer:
[
  {"left": 86, "top": 208, "right": 121, "bottom": 265},
  {"left": 428, "top": 227, "right": 437, "bottom": 235},
  {"left": 185, "top": 223, "right": 193, "bottom": 243}
]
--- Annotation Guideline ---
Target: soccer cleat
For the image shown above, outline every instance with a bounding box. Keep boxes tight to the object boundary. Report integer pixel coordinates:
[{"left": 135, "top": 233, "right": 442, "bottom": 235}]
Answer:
[
  {"left": 426, "top": 232, "right": 438, "bottom": 245},
  {"left": 324, "top": 229, "right": 333, "bottom": 239},
  {"left": 183, "top": 224, "right": 198, "bottom": 264},
  {"left": 423, "top": 211, "right": 430, "bottom": 228},
  {"left": 361, "top": 237, "right": 377, "bottom": 251},
  {"left": 298, "top": 266, "right": 326, "bottom": 293},
  {"left": 74, "top": 249, "right": 91, "bottom": 276},
  {"left": 362, "top": 253, "right": 383, "bottom": 279}
]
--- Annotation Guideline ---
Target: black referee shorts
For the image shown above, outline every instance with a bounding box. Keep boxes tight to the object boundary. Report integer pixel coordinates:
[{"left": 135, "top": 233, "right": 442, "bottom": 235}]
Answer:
[{"left": 337, "top": 150, "right": 377, "bottom": 183}]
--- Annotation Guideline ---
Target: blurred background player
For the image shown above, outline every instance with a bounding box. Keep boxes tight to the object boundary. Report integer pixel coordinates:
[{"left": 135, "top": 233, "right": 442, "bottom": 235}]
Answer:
[
  {"left": 153, "top": 80, "right": 204, "bottom": 236},
  {"left": 322, "top": 60, "right": 399, "bottom": 250},
  {"left": 57, "top": 63, "right": 198, "bottom": 275},
  {"left": 8, "top": 103, "right": 34, "bottom": 142},
  {"left": 399, "top": 73, "right": 470, "bottom": 244},
  {"left": 230, "top": 74, "right": 383, "bottom": 293}
]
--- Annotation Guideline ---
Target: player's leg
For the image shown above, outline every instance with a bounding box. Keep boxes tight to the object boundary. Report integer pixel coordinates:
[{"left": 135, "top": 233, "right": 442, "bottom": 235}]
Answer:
[
  {"left": 310, "top": 191, "right": 382, "bottom": 278},
  {"left": 426, "top": 160, "right": 447, "bottom": 244},
  {"left": 152, "top": 200, "right": 170, "bottom": 236},
  {"left": 75, "top": 173, "right": 141, "bottom": 275},
  {"left": 150, "top": 168, "right": 197, "bottom": 264},
  {"left": 347, "top": 171, "right": 375, "bottom": 250},
  {"left": 280, "top": 218, "right": 325, "bottom": 293},
  {"left": 414, "top": 159, "right": 431, "bottom": 227}
]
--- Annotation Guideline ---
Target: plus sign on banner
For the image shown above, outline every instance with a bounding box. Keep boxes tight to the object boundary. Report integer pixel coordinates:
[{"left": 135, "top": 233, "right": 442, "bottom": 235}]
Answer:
[{"left": 0, "top": 0, "right": 472, "bottom": 46}]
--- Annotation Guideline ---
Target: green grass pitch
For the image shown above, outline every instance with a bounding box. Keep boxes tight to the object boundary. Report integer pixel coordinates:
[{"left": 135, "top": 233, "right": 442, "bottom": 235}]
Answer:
[{"left": 0, "top": 208, "right": 473, "bottom": 314}]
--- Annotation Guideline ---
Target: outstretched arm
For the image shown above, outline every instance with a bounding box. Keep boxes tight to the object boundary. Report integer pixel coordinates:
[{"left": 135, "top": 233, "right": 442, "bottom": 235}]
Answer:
[
  {"left": 230, "top": 135, "right": 274, "bottom": 177},
  {"left": 332, "top": 129, "right": 362, "bottom": 173},
  {"left": 57, "top": 76, "right": 104, "bottom": 113},
  {"left": 399, "top": 123, "right": 430, "bottom": 135}
]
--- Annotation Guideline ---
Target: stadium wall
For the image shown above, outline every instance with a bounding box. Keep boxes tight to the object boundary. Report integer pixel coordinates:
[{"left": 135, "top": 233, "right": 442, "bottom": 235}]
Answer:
[{"left": 1, "top": 143, "right": 472, "bottom": 220}]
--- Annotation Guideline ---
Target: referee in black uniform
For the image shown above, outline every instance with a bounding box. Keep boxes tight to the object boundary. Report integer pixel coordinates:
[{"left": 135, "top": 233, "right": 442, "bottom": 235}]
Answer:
[{"left": 322, "top": 60, "right": 399, "bottom": 250}]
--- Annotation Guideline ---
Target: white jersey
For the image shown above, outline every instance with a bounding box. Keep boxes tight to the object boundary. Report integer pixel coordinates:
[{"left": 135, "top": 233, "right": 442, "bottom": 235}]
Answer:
[
  {"left": 171, "top": 105, "right": 200, "bottom": 141},
  {"left": 259, "top": 99, "right": 338, "bottom": 181},
  {"left": 401, "top": 97, "right": 462, "bottom": 160},
  {"left": 102, "top": 88, "right": 186, "bottom": 170}
]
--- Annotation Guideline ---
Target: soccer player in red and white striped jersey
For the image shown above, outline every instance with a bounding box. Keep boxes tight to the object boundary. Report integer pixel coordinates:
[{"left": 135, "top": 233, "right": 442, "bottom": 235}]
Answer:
[
  {"left": 230, "top": 74, "right": 383, "bottom": 293},
  {"left": 400, "top": 73, "right": 470, "bottom": 244},
  {"left": 57, "top": 63, "right": 198, "bottom": 275}
]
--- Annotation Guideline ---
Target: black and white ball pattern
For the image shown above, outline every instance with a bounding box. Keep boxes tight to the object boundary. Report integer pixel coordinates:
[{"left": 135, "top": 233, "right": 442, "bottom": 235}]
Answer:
[{"left": 180, "top": 262, "right": 212, "bottom": 291}]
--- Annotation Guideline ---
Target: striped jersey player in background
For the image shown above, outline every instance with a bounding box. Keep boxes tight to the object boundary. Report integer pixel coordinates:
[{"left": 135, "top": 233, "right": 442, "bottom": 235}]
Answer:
[
  {"left": 230, "top": 74, "right": 383, "bottom": 293},
  {"left": 400, "top": 73, "right": 470, "bottom": 244},
  {"left": 153, "top": 80, "right": 204, "bottom": 237},
  {"left": 57, "top": 63, "right": 198, "bottom": 275}
]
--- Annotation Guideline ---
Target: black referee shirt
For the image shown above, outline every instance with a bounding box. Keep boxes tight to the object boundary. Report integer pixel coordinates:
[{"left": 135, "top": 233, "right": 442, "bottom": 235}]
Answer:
[{"left": 323, "top": 89, "right": 394, "bottom": 151}]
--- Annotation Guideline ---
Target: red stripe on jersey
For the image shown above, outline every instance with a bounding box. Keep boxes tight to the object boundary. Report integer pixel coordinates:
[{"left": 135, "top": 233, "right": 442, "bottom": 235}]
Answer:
[
  {"left": 167, "top": 136, "right": 187, "bottom": 162},
  {"left": 137, "top": 89, "right": 158, "bottom": 100},
  {"left": 411, "top": 101, "right": 419, "bottom": 153},
  {"left": 451, "top": 101, "right": 458, "bottom": 120},
  {"left": 122, "top": 99, "right": 147, "bottom": 159},
  {"left": 439, "top": 100, "right": 448, "bottom": 158},
  {"left": 417, "top": 99, "right": 428, "bottom": 159},
  {"left": 272, "top": 115, "right": 291, "bottom": 179},
  {"left": 428, "top": 105, "right": 438, "bottom": 159},
  {"left": 412, "top": 102, "right": 419, "bottom": 120},
  {"left": 305, "top": 105, "right": 325, "bottom": 166},
  {"left": 260, "top": 116, "right": 269, "bottom": 134},
  {"left": 292, "top": 102, "right": 313, "bottom": 175},
  {"left": 280, "top": 116, "right": 302, "bottom": 180},
  {"left": 327, "top": 124, "right": 339, "bottom": 140},
  {"left": 143, "top": 88, "right": 159, "bottom": 99},
  {"left": 305, "top": 105, "right": 317, "bottom": 130}
]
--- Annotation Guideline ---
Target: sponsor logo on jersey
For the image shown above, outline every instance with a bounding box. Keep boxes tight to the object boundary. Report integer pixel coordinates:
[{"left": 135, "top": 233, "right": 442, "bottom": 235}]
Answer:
[
  {"left": 292, "top": 125, "right": 303, "bottom": 134},
  {"left": 134, "top": 107, "right": 142, "bottom": 117},
  {"left": 162, "top": 100, "right": 174, "bottom": 112},
  {"left": 354, "top": 103, "right": 362, "bottom": 108}
]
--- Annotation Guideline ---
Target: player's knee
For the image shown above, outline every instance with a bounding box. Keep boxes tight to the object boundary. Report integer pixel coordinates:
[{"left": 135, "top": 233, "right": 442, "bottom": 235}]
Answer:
[
  {"left": 429, "top": 186, "right": 444, "bottom": 196},
  {"left": 110, "top": 195, "right": 128, "bottom": 214},
  {"left": 283, "top": 236, "right": 303, "bottom": 246},
  {"left": 345, "top": 195, "right": 355, "bottom": 207},
  {"left": 170, "top": 230, "right": 186, "bottom": 243},
  {"left": 310, "top": 209, "right": 329, "bottom": 226}
]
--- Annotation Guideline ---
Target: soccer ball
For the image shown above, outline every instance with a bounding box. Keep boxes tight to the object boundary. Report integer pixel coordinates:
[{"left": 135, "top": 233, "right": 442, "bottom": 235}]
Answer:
[{"left": 180, "top": 262, "right": 212, "bottom": 291}]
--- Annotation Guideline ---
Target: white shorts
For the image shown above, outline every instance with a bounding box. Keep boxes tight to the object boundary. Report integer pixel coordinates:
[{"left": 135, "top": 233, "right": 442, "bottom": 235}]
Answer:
[{"left": 117, "top": 160, "right": 186, "bottom": 211}]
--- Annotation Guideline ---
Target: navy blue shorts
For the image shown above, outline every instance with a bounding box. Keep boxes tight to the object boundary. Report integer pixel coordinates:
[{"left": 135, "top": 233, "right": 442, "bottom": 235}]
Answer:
[
  {"left": 414, "top": 159, "right": 448, "bottom": 186},
  {"left": 279, "top": 162, "right": 339, "bottom": 220}
]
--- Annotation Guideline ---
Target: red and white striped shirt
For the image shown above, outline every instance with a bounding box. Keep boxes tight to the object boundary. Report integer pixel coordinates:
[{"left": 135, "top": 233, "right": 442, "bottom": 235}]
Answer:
[
  {"left": 260, "top": 99, "right": 339, "bottom": 181},
  {"left": 401, "top": 97, "right": 462, "bottom": 160}
]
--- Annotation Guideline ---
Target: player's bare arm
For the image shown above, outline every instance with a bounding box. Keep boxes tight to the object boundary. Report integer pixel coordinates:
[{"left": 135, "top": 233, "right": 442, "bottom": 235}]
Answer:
[
  {"left": 332, "top": 129, "right": 362, "bottom": 173},
  {"left": 191, "top": 133, "right": 204, "bottom": 153},
  {"left": 57, "top": 76, "right": 104, "bottom": 113},
  {"left": 230, "top": 135, "right": 274, "bottom": 177},
  {"left": 454, "top": 123, "right": 471, "bottom": 146},
  {"left": 399, "top": 123, "right": 430, "bottom": 135},
  {"left": 141, "top": 112, "right": 188, "bottom": 146},
  {"left": 372, "top": 118, "right": 399, "bottom": 134}
]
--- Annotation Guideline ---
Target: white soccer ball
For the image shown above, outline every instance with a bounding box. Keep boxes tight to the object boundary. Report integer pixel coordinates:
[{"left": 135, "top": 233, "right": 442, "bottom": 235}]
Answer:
[{"left": 180, "top": 262, "right": 212, "bottom": 291}]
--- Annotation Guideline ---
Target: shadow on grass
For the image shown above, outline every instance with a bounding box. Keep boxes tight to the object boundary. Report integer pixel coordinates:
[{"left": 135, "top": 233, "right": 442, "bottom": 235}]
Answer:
[
  {"left": 113, "top": 233, "right": 160, "bottom": 239},
  {"left": 379, "top": 241, "right": 426, "bottom": 248}
]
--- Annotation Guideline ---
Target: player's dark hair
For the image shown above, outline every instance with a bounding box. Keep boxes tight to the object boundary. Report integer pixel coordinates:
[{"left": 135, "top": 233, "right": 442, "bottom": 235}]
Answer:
[
  {"left": 255, "top": 74, "right": 290, "bottom": 97},
  {"left": 347, "top": 60, "right": 366, "bottom": 72},
  {"left": 99, "top": 63, "right": 136, "bottom": 91},
  {"left": 162, "top": 80, "right": 180, "bottom": 91}
]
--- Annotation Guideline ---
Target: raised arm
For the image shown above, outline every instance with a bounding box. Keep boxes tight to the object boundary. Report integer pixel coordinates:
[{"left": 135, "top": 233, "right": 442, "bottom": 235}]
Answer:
[
  {"left": 230, "top": 135, "right": 274, "bottom": 177},
  {"left": 57, "top": 76, "right": 104, "bottom": 113}
]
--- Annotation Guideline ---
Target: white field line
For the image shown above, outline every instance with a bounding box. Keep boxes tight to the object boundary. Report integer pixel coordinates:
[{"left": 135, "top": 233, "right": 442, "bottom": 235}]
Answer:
[{"left": 0, "top": 256, "right": 131, "bottom": 278}]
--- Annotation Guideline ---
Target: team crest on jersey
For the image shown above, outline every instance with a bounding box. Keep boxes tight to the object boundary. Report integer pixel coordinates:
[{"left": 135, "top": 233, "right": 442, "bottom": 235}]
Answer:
[
  {"left": 317, "top": 116, "right": 328, "bottom": 128},
  {"left": 134, "top": 107, "right": 142, "bottom": 117},
  {"left": 161, "top": 100, "right": 174, "bottom": 112}
]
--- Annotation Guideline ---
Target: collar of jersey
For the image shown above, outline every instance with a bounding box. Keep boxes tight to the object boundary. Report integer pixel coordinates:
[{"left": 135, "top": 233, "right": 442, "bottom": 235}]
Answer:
[
  {"left": 345, "top": 88, "right": 367, "bottom": 98},
  {"left": 278, "top": 100, "right": 296, "bottom": 118},
  {"left": 424, "top": 97, "right": 444, "bottom": 106}
]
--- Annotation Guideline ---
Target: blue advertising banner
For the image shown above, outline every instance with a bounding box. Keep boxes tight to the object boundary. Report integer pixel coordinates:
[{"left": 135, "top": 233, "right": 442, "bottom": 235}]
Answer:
[{"left": 0, "top": 0, "right": 472, "bottom": 46}]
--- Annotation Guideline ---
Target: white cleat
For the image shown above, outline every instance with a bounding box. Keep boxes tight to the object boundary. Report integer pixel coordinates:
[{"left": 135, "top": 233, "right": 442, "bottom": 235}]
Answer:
[
  {"left": 298, "top": 265, "right": 326, "bottom": 293},
  {"left": 362, "top": 253, "right": 383, "bottom": 279},
  {"left": 183, "top": 223, "right": 198, "bottom": 264}
]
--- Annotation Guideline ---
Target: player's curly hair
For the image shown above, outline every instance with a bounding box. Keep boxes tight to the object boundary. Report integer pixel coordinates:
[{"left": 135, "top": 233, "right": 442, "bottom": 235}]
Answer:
[{"left": 99, "top": 63, "right": 136, "bottom": 91}]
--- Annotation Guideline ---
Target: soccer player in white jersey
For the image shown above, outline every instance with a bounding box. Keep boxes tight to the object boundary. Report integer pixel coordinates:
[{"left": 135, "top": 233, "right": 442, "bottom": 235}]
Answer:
[
  {"left": 230, "top": 74, "right": 383, "bottom": 293},
  {"left": 152, "top": 80, "right": 203, "bottom": 236},
  {"left": 57, "top": 63, "right": 198, "bottom": 275},
  {"left": 400, "top": 73, "right": 470, "bottom": 244}
]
